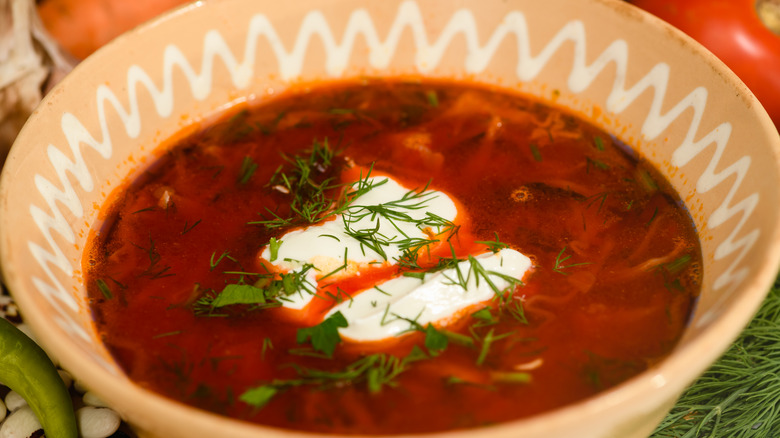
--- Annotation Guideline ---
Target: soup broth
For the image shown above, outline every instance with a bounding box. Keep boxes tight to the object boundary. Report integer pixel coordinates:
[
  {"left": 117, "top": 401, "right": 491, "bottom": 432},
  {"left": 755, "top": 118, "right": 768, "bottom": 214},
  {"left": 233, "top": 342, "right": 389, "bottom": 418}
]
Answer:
[{"left": 85, "top": 79, "right": 701, "bottom": 434}]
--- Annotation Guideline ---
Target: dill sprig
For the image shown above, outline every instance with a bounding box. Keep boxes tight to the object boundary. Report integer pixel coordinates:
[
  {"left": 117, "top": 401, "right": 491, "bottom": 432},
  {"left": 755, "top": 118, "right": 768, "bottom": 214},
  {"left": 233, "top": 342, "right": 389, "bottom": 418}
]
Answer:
[
  {"left": 552, "top": 246, "right": 591, "bottom": 275},
  {"left": 250, "top": 146, "right": 380, "bottom": 230},
  {"left": 250, "top": 138, "right": 345, "bottom": 228},
  {"left": 239, "top": 346, "right": 429, "bottom": 408},
  {"left": 652, "top": 277, "right": 780, "bottom": 438},
  {"left": 337, "top": 181, "right": 457, "bottom": 262},
  {"left": 433, "top": 244, "right": 523, "bottom": 304}
]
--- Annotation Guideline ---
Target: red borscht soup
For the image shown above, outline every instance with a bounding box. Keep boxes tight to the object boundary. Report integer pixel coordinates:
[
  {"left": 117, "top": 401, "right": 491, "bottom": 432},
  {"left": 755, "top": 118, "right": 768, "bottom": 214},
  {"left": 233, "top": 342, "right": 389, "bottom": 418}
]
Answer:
[{"left": 85, "top": 79, "right": 701, "bottom": 434}]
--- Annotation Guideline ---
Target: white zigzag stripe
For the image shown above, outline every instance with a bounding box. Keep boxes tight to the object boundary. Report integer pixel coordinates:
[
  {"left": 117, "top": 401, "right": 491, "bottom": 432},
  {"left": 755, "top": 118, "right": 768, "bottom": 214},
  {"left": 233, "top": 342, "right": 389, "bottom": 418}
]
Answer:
[{"left": 27, "top": 1, "right": 756, "bottom": 337}]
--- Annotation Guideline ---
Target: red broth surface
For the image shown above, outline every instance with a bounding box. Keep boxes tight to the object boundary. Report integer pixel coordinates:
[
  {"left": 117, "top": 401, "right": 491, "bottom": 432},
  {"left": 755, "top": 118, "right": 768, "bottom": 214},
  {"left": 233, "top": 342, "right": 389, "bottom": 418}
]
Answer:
[{"left": 85, "top": 79, "right": 701, "bottom": 434}]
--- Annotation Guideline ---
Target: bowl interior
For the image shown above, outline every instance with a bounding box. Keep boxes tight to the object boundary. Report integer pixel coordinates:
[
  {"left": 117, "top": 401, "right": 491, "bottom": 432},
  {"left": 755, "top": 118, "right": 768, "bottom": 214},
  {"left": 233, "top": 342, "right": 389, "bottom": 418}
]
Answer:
[{"left": 2, "top": 0, "right": 779, "bottom": 437}]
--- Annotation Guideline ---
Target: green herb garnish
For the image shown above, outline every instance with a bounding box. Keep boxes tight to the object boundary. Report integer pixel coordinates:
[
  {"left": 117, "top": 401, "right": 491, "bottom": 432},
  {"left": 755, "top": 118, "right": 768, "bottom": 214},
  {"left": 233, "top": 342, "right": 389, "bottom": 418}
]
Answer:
[
  {"left": 267, "top": 238, "right": 281, "bottom": 262},
  {"left": 594, "top": 136, "right": 605, "bottom": 151},
  {"left": 426, "top": 90, "right": 439, "bottom": 108},
  {"left": 424, "top": 324, "right": 449, "bottom": 355},
  {"left": 210, "top": 283, "right": 267, "bottom": 308},
  {"left": 296, "top": 311, "right": 348, "bottom": 358},
  {"left": 653, "top": 278, "right": 780, "bottom": 437},
  {"left": 194, "top": 265, "right": 316, "bottom": 316},
  {"left": 475, "top": 232, "right": 510, "bottom": 253},
  {"left": 530, "top": 144, "right": 543, "bottom": 162},
  {"left": 96, "top": 279, "right": 113, "bottom": 300},
  {"left": 553, "top": 246, "right": 591, "bottom": 275},
  {"left": 240, "top": 346, "right": 429, "bottom": 408},
  {"left": 181, "top": 219, "right": 202, "bottom": 235},
  {"left": 237, "top": 156, "right": 258, "bottom": 185},
  {"left": 475, "top": 328, "right": 514, "bottom": 366},
  {"left": 133, "top": 233, "right": 174, "bottom": 280}
]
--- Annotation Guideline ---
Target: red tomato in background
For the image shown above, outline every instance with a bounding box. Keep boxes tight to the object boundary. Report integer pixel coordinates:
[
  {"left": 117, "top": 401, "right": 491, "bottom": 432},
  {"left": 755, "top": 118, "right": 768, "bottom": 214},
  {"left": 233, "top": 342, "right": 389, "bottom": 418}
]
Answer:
[{"left": 630, "top": 0, "right": 780, "bottom": 127}]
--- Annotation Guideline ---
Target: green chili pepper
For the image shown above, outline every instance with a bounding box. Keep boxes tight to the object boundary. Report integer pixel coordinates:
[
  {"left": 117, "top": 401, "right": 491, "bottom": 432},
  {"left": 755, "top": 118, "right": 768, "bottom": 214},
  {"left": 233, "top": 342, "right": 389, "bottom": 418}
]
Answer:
[{"left": 0, "top": 317, "right": 78, "bottom": 438}]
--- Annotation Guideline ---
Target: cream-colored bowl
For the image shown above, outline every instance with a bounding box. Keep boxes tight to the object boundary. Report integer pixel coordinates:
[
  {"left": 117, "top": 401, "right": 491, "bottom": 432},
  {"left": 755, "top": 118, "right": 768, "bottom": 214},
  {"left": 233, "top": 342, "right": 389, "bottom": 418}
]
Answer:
[{"left": 2, "top": 0, "right": 780, "bottom": 437}]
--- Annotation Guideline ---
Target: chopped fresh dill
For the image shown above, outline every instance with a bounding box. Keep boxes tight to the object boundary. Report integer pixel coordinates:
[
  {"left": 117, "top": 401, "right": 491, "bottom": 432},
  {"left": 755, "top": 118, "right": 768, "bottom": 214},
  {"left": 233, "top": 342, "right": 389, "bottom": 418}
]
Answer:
[
  {"left": 240, "top": 346, "right": 429, "bottom": 408},
  {"left": 237, "top": 156, "right": 258, "bottom": 185},
  {"left": 334, "top": 180, "right": 456, "bottom": 262},
  {"left": 132, "top": 233, "right": 174, "bottom": 280},
  {"left": 663, "top": 254, "right": 692, "bottom": 275},
  {"left": 319, "top": 234, "right": 341, "bottom": 242},
  {"left": 261, "top": 337, "right": 273, "bottom": 360},
  {"left": 256, "top": 110, "right": 287, "bottom": 135},
  {"left": 594, "top": 136, "right": 605, "bottom": 151},
  {"left": 152, "top": 330, "right": 183, "bottom": 339},
  {"left": 181, "top": 219, "right": 202, "bottom": 235},
  {"left": 475, "top": 232, "right": 510, "bottom": 253},
  {"left": 529, "top": 143, "right": 543, "bottom": 162},
  {"left": 586, "top": 157, "right": 610, "bottom": 174},
  {"left": 425, "top": 90, "right": 439, "bottom": 107},
  {"left": 434, "top": 245, "right": 522, "bottom": 304},
  {"left": 646, "top": 206, "right": 659, "bottom": 227},
  {"left": 131, "top": 206, "right": 156, "bottom": 214},
  {"left": 552, "top": 246, "right": 591, "bottom": 275},
  {"left": 209, "top": 250, "right": 237, "bottom": 271},
  {"left": 342, "top": 220, "right": 391, "bottom": 260},
  {"left": 287, "top": 347, "right": 333, "bottom": 359},
  {"left": 506, "top": 299, "right": 528, "bottom": 325},
  {"left": 491, "top": 371, "right": 532, "bottom": 384},
  {"left": 249, "top": 146, "right": 381, "bottom": 230},
  {"left": 322, "top": 287, "right": 353, "bottom": 305},
  {"left": 475, "top": 328, "right": 514, "bottom": 366},
  {"left": 636, "top": 168, "right": 658, "bottom": 192},
  {"left": 96, "top": 279, "right": 113, "bottom": 300},
  {"left": 380, "top": 303, "right": 393, "bottom": 326},
  {"left": 393, "top": 313, "right": 474, "bottom": 349}
]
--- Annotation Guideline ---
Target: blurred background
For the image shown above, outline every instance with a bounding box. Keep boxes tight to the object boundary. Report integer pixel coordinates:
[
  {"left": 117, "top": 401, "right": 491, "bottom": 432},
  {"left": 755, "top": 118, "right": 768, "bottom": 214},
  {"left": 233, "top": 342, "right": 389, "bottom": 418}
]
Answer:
[{"left": 0, "top": 0, "right": 778, "bottom": 437}]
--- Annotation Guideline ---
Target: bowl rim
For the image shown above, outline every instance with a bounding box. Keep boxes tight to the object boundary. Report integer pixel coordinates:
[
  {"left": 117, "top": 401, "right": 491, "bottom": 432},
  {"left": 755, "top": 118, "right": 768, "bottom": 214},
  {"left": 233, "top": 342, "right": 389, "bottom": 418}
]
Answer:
[{"left": 2, "top": 0, "right": 780, "bottom": 436}]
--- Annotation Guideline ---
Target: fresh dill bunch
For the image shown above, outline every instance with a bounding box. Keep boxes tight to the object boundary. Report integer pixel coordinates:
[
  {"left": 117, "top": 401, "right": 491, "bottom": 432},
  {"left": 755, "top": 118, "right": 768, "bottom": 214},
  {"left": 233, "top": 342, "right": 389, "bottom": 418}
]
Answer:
[{"left": 652, "top": 275, "right": 780, "bottom": 438}]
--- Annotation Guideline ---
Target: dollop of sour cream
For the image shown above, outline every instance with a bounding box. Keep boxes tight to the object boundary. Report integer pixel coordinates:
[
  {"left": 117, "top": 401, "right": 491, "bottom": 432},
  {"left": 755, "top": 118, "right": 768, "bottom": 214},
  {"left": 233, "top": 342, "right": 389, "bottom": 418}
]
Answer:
[
  {"left": 259, "top": 174, "right": 532, "bottom": 341},
  {"left": 329, "top": 248, "right": 531, "bottom": 341}
]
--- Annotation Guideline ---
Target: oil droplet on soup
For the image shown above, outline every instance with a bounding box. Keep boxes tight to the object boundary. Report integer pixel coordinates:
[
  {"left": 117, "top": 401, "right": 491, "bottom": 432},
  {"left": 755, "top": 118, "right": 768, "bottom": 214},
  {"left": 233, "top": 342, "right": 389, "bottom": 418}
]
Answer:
[{"left": 85, "top": 79, "right": 701, "bottom": 434}]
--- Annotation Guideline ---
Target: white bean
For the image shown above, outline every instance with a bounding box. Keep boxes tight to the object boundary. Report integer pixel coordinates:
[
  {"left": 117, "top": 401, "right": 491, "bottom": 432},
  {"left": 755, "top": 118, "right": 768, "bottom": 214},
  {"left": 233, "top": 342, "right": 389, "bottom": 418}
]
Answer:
[
  {"left": 3, "top": 391, "right": 26, "bottom": 412},
  {"left": 76, "top": 406, "right": 120, "bottom": 438},
  {"left": 82, "top": 391, "right": 110, "bottom": 408},
  {"left": 0, "top": 397, "right": 6, "bottom": 422},
  {"left": 0, "top": 406, "right": 42, "bottom": 438}
]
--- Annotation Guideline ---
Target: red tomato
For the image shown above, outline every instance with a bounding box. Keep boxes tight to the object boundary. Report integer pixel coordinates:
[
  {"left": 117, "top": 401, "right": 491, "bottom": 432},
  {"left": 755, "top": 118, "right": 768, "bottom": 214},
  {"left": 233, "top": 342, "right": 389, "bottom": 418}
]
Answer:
[{"left": 630, "top": 0, "right": 780, "bottom": 127}]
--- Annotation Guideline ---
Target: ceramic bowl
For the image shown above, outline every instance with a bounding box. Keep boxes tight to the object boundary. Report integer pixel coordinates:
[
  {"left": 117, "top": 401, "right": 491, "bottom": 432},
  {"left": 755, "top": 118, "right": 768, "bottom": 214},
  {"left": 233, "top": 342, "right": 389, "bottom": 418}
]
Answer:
[{"left": 2, "top": 0, "right": 780, "bottom": 437}]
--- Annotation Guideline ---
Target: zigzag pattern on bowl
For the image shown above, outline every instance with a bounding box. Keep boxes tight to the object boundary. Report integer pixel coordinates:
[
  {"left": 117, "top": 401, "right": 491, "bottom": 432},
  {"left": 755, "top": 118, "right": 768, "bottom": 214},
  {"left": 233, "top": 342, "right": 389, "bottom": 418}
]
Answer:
[{"left": 27, "top": 1, "right": 755, "bottom": 351}]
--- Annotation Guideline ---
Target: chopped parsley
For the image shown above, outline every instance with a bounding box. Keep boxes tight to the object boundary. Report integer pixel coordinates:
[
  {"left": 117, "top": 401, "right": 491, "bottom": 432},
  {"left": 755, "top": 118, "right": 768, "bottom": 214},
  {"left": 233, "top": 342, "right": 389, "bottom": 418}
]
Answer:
[{"left": 296, "top": 311, "right": 348, "bottom": 358}]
